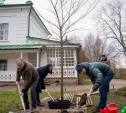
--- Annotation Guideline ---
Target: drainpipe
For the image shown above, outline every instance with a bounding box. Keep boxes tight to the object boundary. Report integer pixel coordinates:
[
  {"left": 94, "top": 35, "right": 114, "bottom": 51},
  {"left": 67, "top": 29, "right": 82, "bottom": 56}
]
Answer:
[
  {"left": 28, "top": 6, "right": 32, "bottom": 37},
  {"left": 77, "top": 45, "right": 81, "bottom": 84}
]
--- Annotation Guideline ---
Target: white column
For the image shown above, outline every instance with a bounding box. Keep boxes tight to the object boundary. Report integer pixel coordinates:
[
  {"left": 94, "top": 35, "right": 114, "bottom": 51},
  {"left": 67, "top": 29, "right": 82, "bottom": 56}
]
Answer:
[
  {"left": 20, "top": 51, "right": 23, "bottom": 58},
  {"left": 37, "top": 52, "right": 39, "bottom": 68}
]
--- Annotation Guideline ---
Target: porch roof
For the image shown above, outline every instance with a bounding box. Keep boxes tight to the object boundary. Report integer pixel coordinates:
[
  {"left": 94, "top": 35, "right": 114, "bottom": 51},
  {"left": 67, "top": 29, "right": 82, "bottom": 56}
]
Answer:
[{"left": 0, "top": 44, "right": 44, "bottom": 50}]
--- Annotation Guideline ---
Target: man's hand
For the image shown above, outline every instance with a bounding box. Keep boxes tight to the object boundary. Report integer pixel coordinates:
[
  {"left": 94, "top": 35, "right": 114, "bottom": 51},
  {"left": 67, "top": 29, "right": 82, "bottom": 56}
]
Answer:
[
  {"left": 20, "top": 92, "right": 24, "bottom": 97},
  {"left": 87, "top": 88, "right": 93, "bottom": 98},
  {"left": 16, "top": 81, "right": 20, "bottom": 85},
  {"left": 44, "top": 89, "right": 48, "bottom": 93}
]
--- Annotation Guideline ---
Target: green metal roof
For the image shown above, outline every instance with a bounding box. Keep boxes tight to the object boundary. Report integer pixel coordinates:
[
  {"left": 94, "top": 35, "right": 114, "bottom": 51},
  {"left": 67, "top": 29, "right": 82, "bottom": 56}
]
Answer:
[
  {"left": 0, "top": 44, "right": 44, "bottom": 50},
  {"left": 0, "top": 1, "right": 33, "bottom": 7},
  {"left": 0, "top": 4, "right": 32, "bottom": 7},
  {"left": 26, "top": 36, "right": 81, "bottom": 46}
]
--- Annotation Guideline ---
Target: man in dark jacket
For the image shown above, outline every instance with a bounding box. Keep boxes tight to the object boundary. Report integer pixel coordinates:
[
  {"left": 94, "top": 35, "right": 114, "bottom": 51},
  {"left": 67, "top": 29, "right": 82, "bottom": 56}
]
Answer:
[
  {"left": 16, "top": 58, "right": 39, "bottom": 112},
  {"left": 76, "top": 62, "right": 114, "bottom": 113},
  {"left": 100, "top": 54, "right": 111, "bottom": 66},
  {"left": 36, "top": 64, "right": 53, "bottom": 106}
]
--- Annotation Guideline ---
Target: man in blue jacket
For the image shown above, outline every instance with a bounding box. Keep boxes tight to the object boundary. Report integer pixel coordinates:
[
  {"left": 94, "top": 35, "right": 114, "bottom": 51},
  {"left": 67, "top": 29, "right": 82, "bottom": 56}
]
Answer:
[
  {"left": 35, "top": 64, "right": 53, "bottom": 106},
  {"left": 76, "top": 62, "right": 114, "bottom": 113}
]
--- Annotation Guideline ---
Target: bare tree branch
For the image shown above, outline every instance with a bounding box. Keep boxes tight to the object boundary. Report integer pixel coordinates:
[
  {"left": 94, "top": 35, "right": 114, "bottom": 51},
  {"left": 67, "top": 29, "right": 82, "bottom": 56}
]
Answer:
[{"left": 96, "top": 0, "right": 126, "bottom": 56}]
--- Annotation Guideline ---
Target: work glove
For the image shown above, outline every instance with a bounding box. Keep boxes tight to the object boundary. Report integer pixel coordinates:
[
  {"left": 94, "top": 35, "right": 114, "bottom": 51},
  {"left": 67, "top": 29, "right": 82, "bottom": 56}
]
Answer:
[
  {"left": 20, "top": 92, "right": 24, "bottom": 97},
  {"left": 16, "top": 81, "right": 20, "bottom": 85},
  {"left": 87, "top": 88, "right": 93, "bottom": 98},
  {"left": 44, "top": 89, "right": 48, "bottom": 93}
]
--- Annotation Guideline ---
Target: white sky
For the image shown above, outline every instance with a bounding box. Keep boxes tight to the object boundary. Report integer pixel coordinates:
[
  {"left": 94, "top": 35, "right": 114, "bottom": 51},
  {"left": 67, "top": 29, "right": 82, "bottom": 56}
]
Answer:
[
  {"left": 4, "top": 0, "right": 126, "bottom": 68},
  {"left": 4, "top": 0, "right": 111, "bottom": 39},
  {"left": 4, "top": 0, "right": 126, "bottom": 40}
]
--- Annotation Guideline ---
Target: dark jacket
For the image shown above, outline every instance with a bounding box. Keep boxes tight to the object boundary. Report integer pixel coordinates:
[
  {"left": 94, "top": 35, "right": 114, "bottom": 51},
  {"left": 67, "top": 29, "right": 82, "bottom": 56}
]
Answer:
[
  {"left": 81, "top": 62, "right": 114, "bottom": 91},
  {"left": 16, "top": 61, "right": 39, "bottom": 93},
  {"left": 37, "top": 67, "right": 48, "bottom": 90},
  {"left": 36, "top": 64, "right": 52, "bottom": 92}
]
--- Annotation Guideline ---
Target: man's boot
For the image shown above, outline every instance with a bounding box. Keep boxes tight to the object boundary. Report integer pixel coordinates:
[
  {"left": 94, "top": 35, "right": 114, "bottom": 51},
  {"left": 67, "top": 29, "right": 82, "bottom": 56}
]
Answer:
[
  {"left": 25, "top": 105, "right": 30, "bottom": 110},
  {"left": 31, "top": 107, "right": 36, "bottom": 113},
  {"left": 36, "top": 93, "right": 44, "bottom": 106}
]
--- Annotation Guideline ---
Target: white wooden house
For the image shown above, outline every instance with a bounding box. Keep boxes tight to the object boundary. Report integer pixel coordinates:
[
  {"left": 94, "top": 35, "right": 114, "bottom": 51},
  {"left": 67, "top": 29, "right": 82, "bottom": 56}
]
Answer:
[{"left": 0, "top": 0, "right": 80, "bottom": 83}]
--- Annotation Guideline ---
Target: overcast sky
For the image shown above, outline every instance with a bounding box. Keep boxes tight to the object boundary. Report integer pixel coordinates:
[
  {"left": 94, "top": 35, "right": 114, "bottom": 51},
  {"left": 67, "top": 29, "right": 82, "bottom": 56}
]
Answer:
[
  {"left": 3, "top": 0, "right": 126, "bottom": 67},
  {"left": 4, "top": 0, "right": 112, "bottom": 39},
  {"left": 4, "top": 0, "right": 126, "bottom": 40}
]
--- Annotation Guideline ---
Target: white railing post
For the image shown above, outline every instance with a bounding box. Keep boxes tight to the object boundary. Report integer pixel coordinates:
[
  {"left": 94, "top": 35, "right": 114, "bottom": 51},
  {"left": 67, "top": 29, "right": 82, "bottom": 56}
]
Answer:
[
  {"left": 20, "top": 52, "right": 23, "bottom": 59},
  {"left": 37, "top": 52, "right": 39, "bottom": 68}
]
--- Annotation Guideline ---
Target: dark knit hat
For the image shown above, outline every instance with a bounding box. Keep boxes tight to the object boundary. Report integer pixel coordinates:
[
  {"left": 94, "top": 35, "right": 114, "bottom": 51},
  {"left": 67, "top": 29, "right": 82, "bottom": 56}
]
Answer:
[
  {"left": 76, "top": 64, "right": 83, "bottom": 73},
  {"left": 101, "top": 54, "right": 106, "bottom": 57}
]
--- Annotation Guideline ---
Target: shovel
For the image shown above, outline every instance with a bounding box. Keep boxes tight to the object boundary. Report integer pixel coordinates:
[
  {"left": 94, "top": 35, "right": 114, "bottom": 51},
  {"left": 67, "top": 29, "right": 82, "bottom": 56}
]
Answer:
[
  {"left": 46, "top": 91, "right": 55, "bottom": 101},
  {"left": 17, "top": 84, "right": 26, "bottom": 112}
]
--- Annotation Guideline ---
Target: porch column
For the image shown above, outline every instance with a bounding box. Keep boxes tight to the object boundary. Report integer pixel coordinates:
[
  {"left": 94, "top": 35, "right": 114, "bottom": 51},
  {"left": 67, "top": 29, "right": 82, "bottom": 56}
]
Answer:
[
  {"left": 20, "top": 51, "right": 23, "bottom": 58},
  {"left": 37, "top": 52, "right": 39, "bottom": 68}
]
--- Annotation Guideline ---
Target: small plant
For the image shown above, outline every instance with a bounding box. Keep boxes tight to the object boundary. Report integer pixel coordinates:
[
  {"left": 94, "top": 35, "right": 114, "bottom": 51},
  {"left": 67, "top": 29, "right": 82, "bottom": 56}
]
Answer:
[{"left": 116, "top": 87, "right": 126, "bottom": 96}]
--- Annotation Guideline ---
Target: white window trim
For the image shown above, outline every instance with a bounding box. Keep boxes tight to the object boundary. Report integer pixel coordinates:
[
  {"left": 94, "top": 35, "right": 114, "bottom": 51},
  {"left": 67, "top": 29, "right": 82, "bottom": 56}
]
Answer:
[
  {"left": 0, "top": 23, "right": 9, "bottom": 41},
  {"left": 47, "top": 49, "right": 75, "bottom": 67}
]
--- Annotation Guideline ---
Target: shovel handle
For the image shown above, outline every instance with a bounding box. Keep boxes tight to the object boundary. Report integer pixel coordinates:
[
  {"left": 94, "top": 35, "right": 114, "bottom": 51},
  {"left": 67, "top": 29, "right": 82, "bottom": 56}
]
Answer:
[
  {"left": 47, "top": 92, "right": 54, "bottom": 101},
  {"left": 87, "top": 92, "right": 91, "bottom": 98},
  {"left": 17, "top": 84, "right": 26, "bottom": 111}
]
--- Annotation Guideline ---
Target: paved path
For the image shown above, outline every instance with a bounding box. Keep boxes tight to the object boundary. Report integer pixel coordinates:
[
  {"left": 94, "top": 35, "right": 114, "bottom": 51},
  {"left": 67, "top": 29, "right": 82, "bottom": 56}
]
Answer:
[
  {"left": 47, "top": 79, "right": 126, "bottom": 91},
  {"left": 0, "top": 79, "right": 126, "bottom": 91}
]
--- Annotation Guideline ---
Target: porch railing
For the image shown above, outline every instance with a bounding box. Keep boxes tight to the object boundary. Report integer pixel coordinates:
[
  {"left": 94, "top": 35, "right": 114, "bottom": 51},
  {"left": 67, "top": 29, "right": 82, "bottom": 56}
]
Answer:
[
  {"left": 47, "top": 68, "right": 77, "bottom": 78},
  {"left": 0, "top": 71, "right": 16, "bottom": 81},
  {"left": 0, "top": 68, "right": 77, "bottom": 81}
]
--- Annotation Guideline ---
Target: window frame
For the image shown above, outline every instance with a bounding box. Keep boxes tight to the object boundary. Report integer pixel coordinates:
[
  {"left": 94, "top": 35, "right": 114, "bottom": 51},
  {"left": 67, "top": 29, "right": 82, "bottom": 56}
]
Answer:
[
  {"left": 0, "top": 23, "right": 9, "bottom": 41},
  {"left": 28, "top": 53, "right": 37, "bottom": 67},
  {"left": 0, "top": 59, "right": 7, "bottom": 71},
  {"left": 47, "top": 49, "right": 75, "bottom": 68}
]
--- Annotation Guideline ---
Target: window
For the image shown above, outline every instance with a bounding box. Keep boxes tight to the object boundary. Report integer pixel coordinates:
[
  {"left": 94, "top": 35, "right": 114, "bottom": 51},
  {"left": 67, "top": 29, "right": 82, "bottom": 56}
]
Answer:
[
  {"left": 0, "top": 60, "right": 7, "bottom": 71},
  {"left": 47, "top": 49, "right": 74, "bottom": 67},
  {"left": 0, "top": 23, "right": 9, "bottom": 40},
  {"left": 28, "top": 53, "right": 37, "bottom": 67}
]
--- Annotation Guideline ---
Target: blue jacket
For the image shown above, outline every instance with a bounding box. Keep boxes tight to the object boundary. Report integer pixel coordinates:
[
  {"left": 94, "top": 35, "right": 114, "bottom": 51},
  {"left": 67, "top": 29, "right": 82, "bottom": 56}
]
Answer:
[
  {"left": 36, "top": 67, "right": 48, "bottom": 90},
  {"left": 81, "top": 62, "right": 114, "bottom": 91}
]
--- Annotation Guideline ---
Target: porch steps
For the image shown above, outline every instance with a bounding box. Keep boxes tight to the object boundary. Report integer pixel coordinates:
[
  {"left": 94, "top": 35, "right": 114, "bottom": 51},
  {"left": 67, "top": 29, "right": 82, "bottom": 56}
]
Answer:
[
  {"left": 0, "top": 81, "right": 16, "bottom": 86},
  {"left": 44, "top": 79, "right": 59, "bottom": 86},
  {"left": 0, "top": 80, "right": 59, "bottom": 86}
]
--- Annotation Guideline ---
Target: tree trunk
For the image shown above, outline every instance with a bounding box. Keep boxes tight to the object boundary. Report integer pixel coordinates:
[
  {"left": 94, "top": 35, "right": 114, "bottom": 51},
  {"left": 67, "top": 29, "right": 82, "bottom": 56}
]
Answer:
[{"left": 60, "top": 28, "right": 64, "bottom": 100}]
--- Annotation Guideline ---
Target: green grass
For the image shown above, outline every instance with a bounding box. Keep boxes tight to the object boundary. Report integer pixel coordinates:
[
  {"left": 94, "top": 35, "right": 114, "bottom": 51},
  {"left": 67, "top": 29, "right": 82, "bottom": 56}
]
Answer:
[
  {"left": 0, "top": 90, "right": 81, "bottom": 113},
  {"left": 0, "top": 89, "right": 126, "bottom": 113},
  {"left": 113, "top": 77, "right": 126, "bottom": 80},
  {"left": 0, "top": 91, "right": 21, "bottom": 113},
  {"left": 88, "top": 90, "right": 126, "bottom": 113},
  {"left": 83, "top": 79, "right": 92, "bottom": 85},
  {"left": 116, "top": 87, "right": 126, "bottom": 97}
]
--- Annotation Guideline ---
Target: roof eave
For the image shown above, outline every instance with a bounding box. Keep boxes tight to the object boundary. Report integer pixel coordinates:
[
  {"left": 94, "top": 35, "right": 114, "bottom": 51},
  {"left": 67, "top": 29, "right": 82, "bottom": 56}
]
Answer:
[
  {"left": 0, "top": 4, "right": 32, "bottom": 7},
  {"left": 26, "top": 36, "right": 81, "bottom": 46}
]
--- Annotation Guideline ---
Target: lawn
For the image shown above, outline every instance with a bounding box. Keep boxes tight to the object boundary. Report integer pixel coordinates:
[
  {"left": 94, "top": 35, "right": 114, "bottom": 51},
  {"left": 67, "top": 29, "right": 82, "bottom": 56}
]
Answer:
[
  {"left": 0, "top": 89, "right": 126, "bottom": 113},
  {"left": 88, "top": 90, "right": 126, "bottom": 113},
  {"left": 0, "top": 91, "right": 60, "bottom": 113}
]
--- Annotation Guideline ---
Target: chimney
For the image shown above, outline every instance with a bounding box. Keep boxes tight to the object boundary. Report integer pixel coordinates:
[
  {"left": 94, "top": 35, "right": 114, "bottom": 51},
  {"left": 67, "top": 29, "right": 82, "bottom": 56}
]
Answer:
[{"left": 0, "top": 0, "right": 5, "bottom": 4}]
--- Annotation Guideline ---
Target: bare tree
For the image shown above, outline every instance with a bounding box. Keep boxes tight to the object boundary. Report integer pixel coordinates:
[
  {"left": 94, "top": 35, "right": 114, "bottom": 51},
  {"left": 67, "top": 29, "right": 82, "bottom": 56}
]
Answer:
[
  {"left": 96, "top": 0, "right": 126, "bottom": 56},
  {"left": 38, "top": 0, "right": 98, "bottom": 99},
  {"left": 84, "top": 33, "right": 117, "bottom": 62}
]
